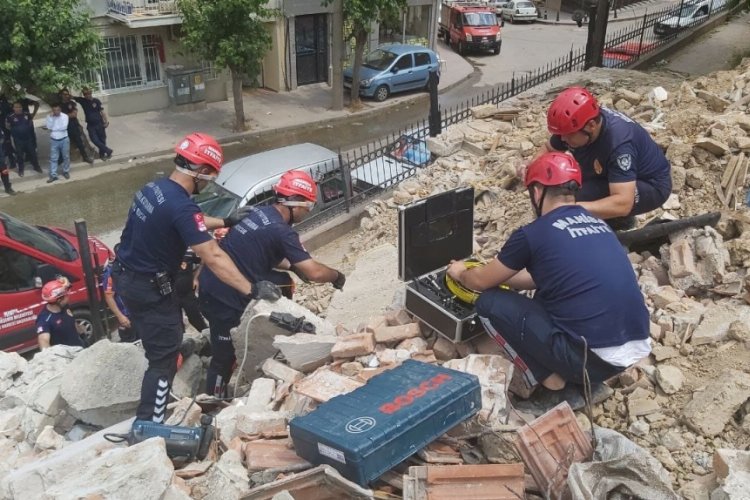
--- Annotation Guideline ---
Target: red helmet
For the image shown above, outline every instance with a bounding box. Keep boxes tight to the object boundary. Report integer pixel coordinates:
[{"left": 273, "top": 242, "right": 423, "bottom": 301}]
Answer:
[
  {"left": 42, "top": 277, "right": 71, "bottom": 303},
  {"left": 525, "top": 152, "right": 582, "bottom": 189},
  {"left": 547, "top": 87, "right": 600, "bottom": 135},
  {"left": 174, "top": 133, "right": 223, "bottom": 172},
  {"left": 274, "top": 170, "right": 318, "bottom": 204}
]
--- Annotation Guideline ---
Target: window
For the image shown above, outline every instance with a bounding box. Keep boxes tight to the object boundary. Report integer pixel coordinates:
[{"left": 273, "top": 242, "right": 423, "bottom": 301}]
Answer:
[
  {"left": 0, "top": 247, "right": 43, "bottom": 292},
  {"left": 88, "top": 34, "right": 163, "bottom": 92},
  {"left": 246, "top": 190, "right": 277, "bottom": 208},
  {"left": 0, "top": 213, "right": 76, "bottom": 261},
  {"left": 414, "top": 52, "right": 431, "bottom": 67},
  {"left": 394, "top": 55, "right": 413, "bottom": 70}
]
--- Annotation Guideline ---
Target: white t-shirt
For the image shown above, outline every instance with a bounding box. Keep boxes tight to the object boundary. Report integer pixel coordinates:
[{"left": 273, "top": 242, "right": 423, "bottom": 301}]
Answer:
[{"left": 592, "top": 338, "right": 652, "bottom": 368}]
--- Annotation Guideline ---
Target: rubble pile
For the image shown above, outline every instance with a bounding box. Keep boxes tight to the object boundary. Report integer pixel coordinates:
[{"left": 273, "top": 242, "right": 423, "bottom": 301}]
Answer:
[{"left": 3, "top": 61, "right": 750, "bottom": 499}]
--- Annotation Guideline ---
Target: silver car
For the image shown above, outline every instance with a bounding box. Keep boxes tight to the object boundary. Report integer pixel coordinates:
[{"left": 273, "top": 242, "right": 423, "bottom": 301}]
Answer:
[{"left": 502, "top": 1, "right": 538, "bottom": 23}]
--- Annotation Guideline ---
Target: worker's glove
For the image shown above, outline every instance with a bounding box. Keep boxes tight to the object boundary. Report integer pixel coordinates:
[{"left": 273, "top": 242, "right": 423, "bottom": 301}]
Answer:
[
  {"left": 332, "top": 271, "right": 346, "bottom": 290},
  {"left": 247, "top": 281, "right": 282, "bottom": 302},
  {"left": 223, "top": 206, "right": 253, "bottom": 228}
]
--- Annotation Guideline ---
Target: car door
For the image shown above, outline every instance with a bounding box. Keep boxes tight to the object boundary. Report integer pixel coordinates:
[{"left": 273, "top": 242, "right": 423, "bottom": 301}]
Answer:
[
  {"left": 503, "top": 2, "right": 514, "bottom": 19},
  {"left": 413, "top": 52, "right": 435, "bottom": 88},
  {"left": 0, "top": 246, "right": 45, "bottom": 351},
  {"left": 390, "top": 54, "right": 416, "bottom": 92}
]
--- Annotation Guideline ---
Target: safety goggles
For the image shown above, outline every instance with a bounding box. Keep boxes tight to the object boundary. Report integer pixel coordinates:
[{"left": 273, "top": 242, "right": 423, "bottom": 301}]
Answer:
[{"left": 281, "top": 200, "right": 316, "bottom": 210}]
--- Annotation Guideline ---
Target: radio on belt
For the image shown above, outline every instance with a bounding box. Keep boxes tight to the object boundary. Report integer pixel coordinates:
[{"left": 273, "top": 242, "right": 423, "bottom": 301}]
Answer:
[
  {"left": 290, "top": 360, "right": 481, "bottom": 486},
  {"left": 399, "top": 186, "right": 483, "bottom": 343}
]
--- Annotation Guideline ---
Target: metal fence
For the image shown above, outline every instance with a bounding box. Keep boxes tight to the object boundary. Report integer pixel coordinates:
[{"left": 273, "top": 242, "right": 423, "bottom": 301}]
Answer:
[{"left": 296, "top": 0, "right": 733, "bottom": 232}]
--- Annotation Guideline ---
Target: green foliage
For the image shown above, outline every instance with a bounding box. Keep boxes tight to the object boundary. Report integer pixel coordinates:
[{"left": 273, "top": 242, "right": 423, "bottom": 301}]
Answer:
[
  {"left": 0, "top": 0, "right": 100, "bottom": 98},
  {"left": 177, "top": 0, "right": 273, "bottom": 79}
]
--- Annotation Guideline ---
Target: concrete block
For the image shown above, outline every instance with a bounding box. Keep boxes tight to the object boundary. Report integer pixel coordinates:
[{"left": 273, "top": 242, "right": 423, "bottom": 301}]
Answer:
[
  {"left": 692, "top": 302, "right": 750, "bottom": 346},
  {"left": 655, "top": 365, "right": 683, "bottom": 394},
  {"left": 172, "top": 353, "right": 204, "bottom": 399},
  {"left": 261, "top": 359, "right": 303, "bottom": 385},
  {"left": 0, "top": 352, "right": 27, "bottom": 398},
  {"left": 683, "top": 369, "right": 750, "bottom": 437},
  {"left": 272, "top": 333, "right": 336, "bottom": 372},
  {"left": 385, "top": 309, "right": 413, "bottom": 326},
  {"left": 205, "top": 450, "right": 250, "bottom": 500},
  {"left": 650, "top": 286, "right": 681, "bottom": 309},
  {"left": 294, "top": 368, "right": 363, "bottom": 403},
  {"left": 627, "top": 397, "right": 661, "bottom": 417},
  {"left": 235, "top": 410, "right": 289, "bottom": 438},
  {"left": 695, "top": 137, "right": 730, "bottom": 156},
  {"left": 374, "top": 323, "right": 421, "bottom": 344},
  {"left": 331, "top": 332, "right": 376, "bottom": 359},
  {"left": 443, "top": 355, "right": 513, "bottom": 424},
  {"left": 668, "top": 240, "right": 699, "bottom": 280},
  {"left": 244, "top": 378, "right": 277, "bottom": 412}
]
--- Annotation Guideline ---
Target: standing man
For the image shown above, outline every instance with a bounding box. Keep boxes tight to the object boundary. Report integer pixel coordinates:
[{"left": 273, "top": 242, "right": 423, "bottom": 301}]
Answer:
[
  {"left": 19, "top": 96, "right": 40, "bottom": 150},
  {"left": 6, "top": 101, "right": 42, "bottom": 176},
  {"left": 538, "top": 87, "right": 672, "bottom": 230},
  {"left": 59, "top": 89, "right": 94, "bottom": 164},
  {"left": 0, "top": 130, "right": 15, "bottom": 195},
  {"left": 74, "top": 88, "right": 113, "bottom": 160},
  {"left": 45, "top": 103, "right": 70, "bottom": 183},
  {"left": 448, "top": 153, "right": 650, "bottom": 409},
  {"left": 113, "top": 132, "right": 281, "bottom": 424},
  {"left": 0, "top": 95, "right": 16, "bottom": 172},
  {"left": 199, "top": 170, "right": 346, "bottom": 398}
]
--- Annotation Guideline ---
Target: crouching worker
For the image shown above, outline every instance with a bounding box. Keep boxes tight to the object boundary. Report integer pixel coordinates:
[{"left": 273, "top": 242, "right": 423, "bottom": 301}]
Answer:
[
  {"left": 36, "top": 277, "right": 87, "bottom": 349},
  {"left": 447, "top": 152, "right": 651, "bottom": 409},
  {"left": 199, "top": 170, "right": 347, "bottom": 398}
]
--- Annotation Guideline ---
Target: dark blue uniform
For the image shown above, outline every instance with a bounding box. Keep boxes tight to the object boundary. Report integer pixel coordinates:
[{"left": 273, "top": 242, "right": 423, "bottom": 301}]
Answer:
[
  {"left": 60, "top": 100, "right": 92, "bottom": 163},
  {"left": 36, "top": 306, "right": 85, "bottom": 347},
  {"left": 74, "top": 96, "right": 112, "bottom": 158},
  {"left": 550, "top": 107, "right": 672, "bottom": 217},
  {"left": 476, "top": 205, "right": 649, "bottom": 387},
  {"left": 199, "top": 205, "right": 310, "bottom": 396},
  {"left": 113, "top": 178, "right": 212, "bottom": 422},
  {"left": 0, "top": 132, "right": 12, "bottom": 194},
  {"left": 101, "top": 263, "right": 139, "bottom": 342},
  {"left": 0, "top": 97, "right": 16, "bottom": 170},
  {"left": 6, "top": 112, "right": 41, "bottom": 175}
]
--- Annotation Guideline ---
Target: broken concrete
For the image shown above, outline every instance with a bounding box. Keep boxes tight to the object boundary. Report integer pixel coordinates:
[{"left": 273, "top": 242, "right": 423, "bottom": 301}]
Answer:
[
  {"left": 205, "top": 449, "right": 251, "bottom": 500},
  {"left": 682, "top": 369, "right": 750, "bottom": 437},
  {"left": 690, "top": 301, "right": 750, "bottom": 345},
  {"left": 272, "top": 333, "right": 337, "bottom": 372},
  {"left": 655, "top": 365, "right": 684, "bottom": 394},
  {"left": 443, "top": 354, "right": 513, "bottom": 424}
]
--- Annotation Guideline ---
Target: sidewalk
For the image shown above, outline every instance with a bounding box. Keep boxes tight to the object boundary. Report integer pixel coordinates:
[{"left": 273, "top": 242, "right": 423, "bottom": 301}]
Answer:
[
  {"left": 537, "top": 0, "right": 677, "bottom": 25},
  {"left": 3, "top": 46, "right": 473, "bottom": 197}
]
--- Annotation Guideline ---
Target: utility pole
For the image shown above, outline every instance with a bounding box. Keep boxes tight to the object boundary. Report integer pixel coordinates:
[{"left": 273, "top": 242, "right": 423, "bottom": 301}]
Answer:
[
  {"left": 331, "top": 0, "right": 344, "bottom": 110},
  {"left": 584, "top": 0, "right": 609, "bottom": 69}
]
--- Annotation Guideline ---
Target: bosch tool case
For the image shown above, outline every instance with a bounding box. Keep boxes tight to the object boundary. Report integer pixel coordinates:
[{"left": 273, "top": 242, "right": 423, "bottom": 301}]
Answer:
[
  {"left": 289, "top": 360, "right": 481, "bottom": 486},
  {"left": 399, "top": 187, "right": 484, "bottom": 342}
]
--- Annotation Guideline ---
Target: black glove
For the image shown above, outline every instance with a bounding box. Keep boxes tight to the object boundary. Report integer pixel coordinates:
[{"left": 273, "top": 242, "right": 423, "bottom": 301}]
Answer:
[
  {"left": 332, "top": 271, "right": 346, "bottom": 290},
  {"left": 246, "top": 281, "right": 282, "bottom": 302},
  {"left": 223, "top": 206, "right": 253, "bottom": 228}
]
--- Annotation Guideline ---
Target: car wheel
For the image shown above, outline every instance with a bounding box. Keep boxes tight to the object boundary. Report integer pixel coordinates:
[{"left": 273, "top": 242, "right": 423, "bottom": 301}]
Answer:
[
  {"left": 73, "top": 308, "right": 95, "bottom": 346},
  {"left": 494, "top": 43, "right": 501, "bottom": 55},
  {"left": 374, "top": 85, "right": 390, "bottom": 102},
  {"left": 458, "top": 40, "right": 466, "bottom": 56}
]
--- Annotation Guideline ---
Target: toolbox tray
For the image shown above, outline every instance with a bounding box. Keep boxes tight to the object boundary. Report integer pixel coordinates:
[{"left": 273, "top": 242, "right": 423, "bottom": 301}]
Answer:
[{"left": 289, "top": 360, "right": 481, "bottom": 486}]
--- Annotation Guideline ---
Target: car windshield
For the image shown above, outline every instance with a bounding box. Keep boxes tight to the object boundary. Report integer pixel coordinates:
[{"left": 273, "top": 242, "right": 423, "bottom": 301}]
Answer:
[
  {"left": 677, "top": 4, "right": 699, "bottom": 16},
  {"left": 517, "top": 2, "right": 535, "bottom": 7},
  {"left": 363, "top": 49, "right": 398, "bottom": 71},
  {"left": 463, "top": 13, "right": 498, "bottom": 26},
  {"left": 0, "top": 213, "right": 76, "bottom": 261},
  {"left": 193, "top": 182, "right": 241, "bottom": 219}
]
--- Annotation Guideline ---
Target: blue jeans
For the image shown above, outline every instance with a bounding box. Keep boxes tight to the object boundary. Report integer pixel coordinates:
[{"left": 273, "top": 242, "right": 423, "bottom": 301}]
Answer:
[
  {"left": 49, "top": 137, "right": 70, "bottom": 179},
  {"left": 88, "top": 124, "right": 112, "bottom": 157}
]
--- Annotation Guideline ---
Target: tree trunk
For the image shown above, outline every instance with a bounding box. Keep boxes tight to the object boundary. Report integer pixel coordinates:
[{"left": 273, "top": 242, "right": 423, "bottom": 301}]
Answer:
[
  {"left": 230, "top": 69, "right": 246, "bottom": 131},
  {"left": 350, "top": 26, "right": 368, "bottom": 108}
]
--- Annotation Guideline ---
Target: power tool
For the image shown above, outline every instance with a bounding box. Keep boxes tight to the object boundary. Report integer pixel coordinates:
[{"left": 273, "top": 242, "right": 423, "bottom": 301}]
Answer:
[
  {"left": 127, "top": 414, "right": 215, "bottom": 462},
  {"left": 269, "top": 311, "right": 316, "bottom": 334}
]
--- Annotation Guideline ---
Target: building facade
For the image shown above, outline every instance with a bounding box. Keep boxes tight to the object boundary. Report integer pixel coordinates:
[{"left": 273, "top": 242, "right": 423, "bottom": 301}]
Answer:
[{"left": 84, "top": 0, "right": 438, "bottom": 116}]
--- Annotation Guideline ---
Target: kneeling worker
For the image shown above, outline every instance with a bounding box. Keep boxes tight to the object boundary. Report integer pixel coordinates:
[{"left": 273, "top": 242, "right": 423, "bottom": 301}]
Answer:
[
  {"left": 36, "top": 277, "right": 86, "bottom": 349},
  {"left": 199, "top": 170, "right": 347, "bottom": 398},
  {"left": 448, "top": 152, "right": 651, "bottom": 405}
]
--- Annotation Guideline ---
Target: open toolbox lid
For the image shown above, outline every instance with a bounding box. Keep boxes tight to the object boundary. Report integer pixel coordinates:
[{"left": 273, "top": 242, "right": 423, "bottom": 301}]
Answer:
[{"left": 398, "top": 187, "right": 475, "bottom": 281}]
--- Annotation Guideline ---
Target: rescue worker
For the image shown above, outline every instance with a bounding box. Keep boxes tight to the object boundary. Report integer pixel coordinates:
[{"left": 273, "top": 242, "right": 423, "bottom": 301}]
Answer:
[
  {"left": 113, "top": 132, "right": 281, "bottom": 424},
  {"left": 448, "top": 152, "right": 650, "bottom": 410},
  {"left": 6, "top": 101, "right": 42, "bottom": 176},
  {"left": 538, "top": 86, "right": 672, "bottom": 230},
  {"left": 45, "top": 103, "right": 70, "bottom": 183},
  {"left": 59, "top": 89, "right": 94, "bottom": 164},
  {"left": 36, "top": 277, "right": 86, "bottom": 349},
  {"left": 198, "top": 170, "right": 346, "bottom": 398},
  {"left": 74, "top": 87, "right": 113, "bottom": 160},
  {"left": 0, "top": 129, "right": 15, "bottom": 195},
  {"left": 174, "top": 249, "right": 207, "bottom": 333},
  {"left": 101, "top": 256, "right": 139, "bottom": 343}
]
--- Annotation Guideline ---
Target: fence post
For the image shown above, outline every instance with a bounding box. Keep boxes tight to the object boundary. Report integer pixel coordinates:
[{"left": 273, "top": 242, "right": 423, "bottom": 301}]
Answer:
[
  {"left": 339, "top": 152, "right": 352, "bottom": 213},
  {"left": 568, "top": 48, "right": 574, "bottom": 72},
  {"left": 637, "top": 10, "right": 647, "bottom": 59},
  {"left": 511, "top": 72, "right": 515, "bottom": 95}
]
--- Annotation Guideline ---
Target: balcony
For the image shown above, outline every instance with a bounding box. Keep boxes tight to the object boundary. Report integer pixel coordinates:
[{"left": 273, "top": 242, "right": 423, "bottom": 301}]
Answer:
[{"left": 106, "top": 0, "right": 182, "bottom": 28}]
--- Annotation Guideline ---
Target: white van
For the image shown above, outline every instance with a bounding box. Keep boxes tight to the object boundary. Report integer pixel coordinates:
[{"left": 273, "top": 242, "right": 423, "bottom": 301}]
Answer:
[{"left": 193, "top": 143, "right": 346, "bottom": 219}]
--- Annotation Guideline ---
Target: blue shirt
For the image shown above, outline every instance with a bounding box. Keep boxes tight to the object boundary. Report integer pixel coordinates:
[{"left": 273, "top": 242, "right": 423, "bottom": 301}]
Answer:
[
  {"left": 36, "top": 307, "right": 85, "bottom": 347},
  {"left": 6, "top": 112, "right": 34, "bottom": 140},
  {"left": 117, "top": 178, "right": 212, "bottom": 274},
  {"left": 101, "top": 264, "right": 129, "bottom": 317},
  {"left": 550, "top": 107, "right": 671, "bottom": 191},
  {"left": 497, "top": 204, "right": 649, "bottom": 348},
  {"left": 73, "top": 97, "right": 105, "bottom": 125},
  {"left": 199, "top": 205, "right": 311, "bottom": 312}
]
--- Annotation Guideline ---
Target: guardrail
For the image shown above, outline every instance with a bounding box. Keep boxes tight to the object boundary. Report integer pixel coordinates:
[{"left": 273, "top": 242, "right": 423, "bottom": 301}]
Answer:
[{"left": 297, "top": 0, "right": 734, "bottom": 232}]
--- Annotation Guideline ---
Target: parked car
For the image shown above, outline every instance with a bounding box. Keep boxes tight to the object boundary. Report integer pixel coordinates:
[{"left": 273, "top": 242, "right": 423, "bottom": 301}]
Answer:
[
  {"left": 487, "top": 1, "right": 510, "bottom": 15},
  {"left": 602, "top": 41, "right": 658, "bottom": 67},
  {"left": 0, "top": 212, "right": 113, "bottom": 352},
  {"left": 501, "top": 1, "right": 538, "bottom": 23},
  {"left": 653, "top": 0, "right": 713, "bottom": 36},
  {"left": 343, "top": 44, "right": 440, "bottom": 102},
  {"left": 350, "top": 134, "right": 431, "bottom": 194}
]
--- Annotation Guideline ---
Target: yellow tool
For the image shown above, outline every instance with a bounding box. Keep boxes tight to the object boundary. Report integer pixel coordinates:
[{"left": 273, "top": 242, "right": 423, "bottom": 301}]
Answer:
[{"left": 444, "top": 260, "right": 510, "bottom": 305}]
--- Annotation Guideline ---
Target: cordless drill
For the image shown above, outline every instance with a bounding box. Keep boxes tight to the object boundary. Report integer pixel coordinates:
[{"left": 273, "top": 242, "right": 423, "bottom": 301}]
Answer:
[
  {"left": 128, "top": 414, "right": 215, "bottom": 462},
  {"left": 269, "top": 311, "right": 316, "bottom": 334}
]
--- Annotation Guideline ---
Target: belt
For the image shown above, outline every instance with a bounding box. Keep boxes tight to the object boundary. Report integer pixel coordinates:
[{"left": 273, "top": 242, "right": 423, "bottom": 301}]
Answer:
[
  {"left": 113, "top": 260, "right": 170, "bottom": 280},
  {"left": 51, "top": 136, "right": 68, "bottom": 140}
]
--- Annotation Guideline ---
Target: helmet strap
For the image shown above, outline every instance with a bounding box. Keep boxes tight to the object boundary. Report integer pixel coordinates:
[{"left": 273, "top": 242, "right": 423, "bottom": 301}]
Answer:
[{"left": 529, "top": 185, "right": 548, "bottom": 218}]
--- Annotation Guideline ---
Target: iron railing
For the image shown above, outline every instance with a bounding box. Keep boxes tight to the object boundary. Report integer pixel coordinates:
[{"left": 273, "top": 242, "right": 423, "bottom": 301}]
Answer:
[{"left": 297, "top": 0, "right": 734, "bottom": 232}]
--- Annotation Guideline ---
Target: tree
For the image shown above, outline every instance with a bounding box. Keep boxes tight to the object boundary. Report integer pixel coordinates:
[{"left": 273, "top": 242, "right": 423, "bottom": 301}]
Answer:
[
  {"left": 177, "top": 0, "right": 274, "bottom": 131},
  {"left": 0, "top": 0, "right": 100, "bottom": 98},
  {"left": 324, "top": 0, "right": 407, "bottom": 108}
]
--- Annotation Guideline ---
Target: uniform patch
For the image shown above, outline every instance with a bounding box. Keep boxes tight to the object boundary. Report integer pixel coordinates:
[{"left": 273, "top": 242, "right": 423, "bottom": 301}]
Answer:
[
  {"left": 593, "top": 159, "right": 603, "bottom": 175},
  {"left": 617, "top": 154, "right": 632, "bottom": 171},
  {"left": 193, "top": 213, "right": 207, "bottom": 232}
]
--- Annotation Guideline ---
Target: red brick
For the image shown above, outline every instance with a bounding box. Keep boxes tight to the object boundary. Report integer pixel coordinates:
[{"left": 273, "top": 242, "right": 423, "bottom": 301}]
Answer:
[
  {"left": 385, "top": 309, "right": 413, "bottom": 326},
  {"left": 405, "top": 463, "right": 525, "bottom": 499},
  {"left": 330, "top": 331, "right": 375, "bottom": 359},
  {"left": 433, "top": 336, "right": 459, "bottom": 361},
  {"left": 374, "top": 323, "right": 421, "bottom": 344},
  {"left": 243, "top": 438, "right": 310, "bottom": 472}
]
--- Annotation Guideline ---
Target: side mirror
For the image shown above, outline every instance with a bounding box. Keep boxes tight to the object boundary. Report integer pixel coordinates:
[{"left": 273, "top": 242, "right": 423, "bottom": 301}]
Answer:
[{"left": 34, "top": 276, "right": 43, "bottom": 289}]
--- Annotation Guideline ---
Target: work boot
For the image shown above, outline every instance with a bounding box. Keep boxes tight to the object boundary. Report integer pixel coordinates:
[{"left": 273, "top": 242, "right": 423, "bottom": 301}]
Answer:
[{"left": 4, "top": 187, "right": 16, "bottom": 195}]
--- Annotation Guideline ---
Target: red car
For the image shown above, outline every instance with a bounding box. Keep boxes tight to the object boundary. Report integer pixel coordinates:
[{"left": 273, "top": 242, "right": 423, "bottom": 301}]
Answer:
[
  {"left": 0, "top": 212, "right": 113, "bottom": 352},
  {"left": 602, "top": 41, "right": 657, "bottom": 68}
]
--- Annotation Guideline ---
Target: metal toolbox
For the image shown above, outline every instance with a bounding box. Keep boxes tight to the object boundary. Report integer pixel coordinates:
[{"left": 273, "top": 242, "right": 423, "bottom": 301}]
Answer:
[
  {"left": 289, "top": 360, "right": 481, "bottom": 486},
  {"left": 399, "top": 187, "right": 484, "bottom": 343}
]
